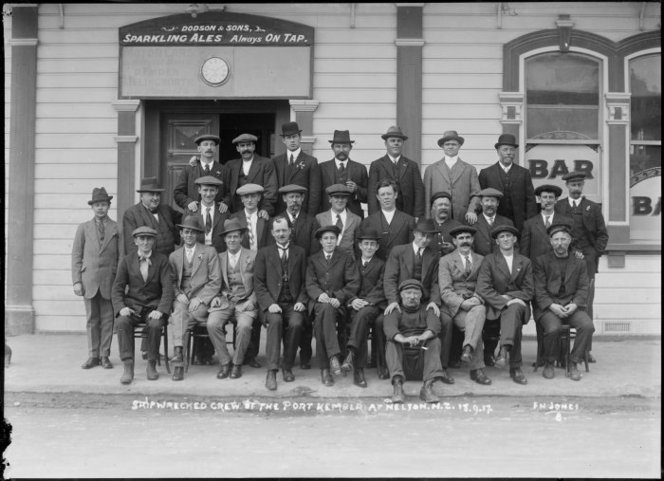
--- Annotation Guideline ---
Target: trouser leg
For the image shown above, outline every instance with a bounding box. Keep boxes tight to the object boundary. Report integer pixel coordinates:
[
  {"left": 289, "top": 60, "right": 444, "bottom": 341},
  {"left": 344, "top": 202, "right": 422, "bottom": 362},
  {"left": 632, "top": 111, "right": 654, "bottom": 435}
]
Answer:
[
  {"left": 98, "top": 295, "right": 114, "bottom": 357},
  {"left": 265, "top": 311, "right": 283, "bottom": 371},
  {"left": 84, "top": 295, "right": 101, "bottom": 358},
  {"left": 206, "top": 308, "right": 233, "bottom": 366},
  {"left": 313, "top": 303, "right": 341, "bottom": 368},
  {"left": 540, "top": 311, "right": 563, "bottom": 364},
  {"left": 170, "top": 300, "right": 189, "bottom": 348},
  {"left": 282, "top": 305, "right": 303, "bottom": 370},
  {"left": 146, "top": 316, "right": 163, "bottom": 362},
  {"left": 422, "top": 337, "right": 445, "bottom": 382},
  {"left": 116, "top": 315, "right": 136, "bottom": 362},
  {"left": 372, "top": 314, "right": 387, "bottom": 372},
  {"left": 348, "top": 306, "right": 378, "bottom": 368},
  {"left": 500, "top": 303, "right": 527, "bottom": 368},
  {"left": 439, "top": 311, "right": 453, "bottom": 368},
  {"left": 567, "top": 309, "right": 595, "bottom": 364},
  {"left": 244, "top": 316, "right": 262, "bottom": 362},
  {"left": 298, "top": 315, "right": 313, "bottom": 364},
  {"left": 233, "top": 310, "right": 256, "bottom": 365},
  {"left": 386, "top": 340, "right": 404, "bottom": 382}
]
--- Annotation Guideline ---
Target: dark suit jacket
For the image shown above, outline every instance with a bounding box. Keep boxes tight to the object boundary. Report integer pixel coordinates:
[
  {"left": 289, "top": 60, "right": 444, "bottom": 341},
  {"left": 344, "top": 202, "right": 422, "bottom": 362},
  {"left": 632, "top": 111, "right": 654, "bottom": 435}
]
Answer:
[
  {"left": 520, "top": 213, "right": 574, "bottom": 260},
  {"left": 476, "top": 251, "right": 534, "bottom": 321},
  {"left": 383, "top": 244, "right": 441, "bottom": 306},
  {"left": 368, "top": 155, "right": 425, "bottom": 217},
  {"left": 254, "top": 244, "right": 308, "bottom": 312},
  {"left": 472, "top": 214, "right": 514, "bottom": 257},
  {"left": 173, "top": 160, "right": 226, "bottom": 209},
  {"left": 319, "top": 158, "right": 368, "bottom": 218},
  {"left": 360, "top": 210, "right": 415, "bottom": 261},
  {"left": 270, "top": 211, "right": 320, "bottom": 257},
  {"left": 429, "top": 217, "right": 464, "bottom": 258},
  {"left": 350, "top": 256, "right": 386, "bottom": 309},
  {"left": 272, "top": 151, "right": 321, "bottom": 217},
  {"left": 122, "top": 202, "right": 182, "bottom": 257},
  {"left": 231, "top": 210, "right": 270, "bottom": 251},
  {"left": 112, "top": 251, "right": 174, "bottom": 316},
  {"left": 479, "top": 162, "right": 537, "bottom": 231},
  {"left": 222, "top": 155, "right": 278, "bottom": 215},
  {"left": 184, "top": 203, "right": 231, "bottom": 253},
  {"left": 532, "top": 252, "right": 589, "bottom": 322},
  {"left": 305, "top": 249, "right": 360, "bottom": 311}
]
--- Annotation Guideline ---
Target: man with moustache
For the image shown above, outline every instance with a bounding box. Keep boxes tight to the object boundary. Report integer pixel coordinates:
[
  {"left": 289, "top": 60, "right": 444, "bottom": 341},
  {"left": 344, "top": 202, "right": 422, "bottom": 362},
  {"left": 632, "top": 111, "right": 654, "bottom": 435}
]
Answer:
[
  {"left": 231, "top": 183, "right": 271, "bottom": 252},
  {"left": 368, "top": 126, "right": 425, "bottom": 218},
  {"left": 428, "top": 191, "right": 464, "bottom": 259},
  {"left": 316, "top": 184, "right": 362, "bottom": 255},
  {"left": 521, "top": 184, "right": 574, "bottom": 260},
  {"left": 183, "top": 176, "right": 231, "bottom": 253},
  {"left": 472, "top": 188, "right": 514, "bottom": 257},
  {"left": 319, "top": 130, "right": 368, "bottom": 219}
]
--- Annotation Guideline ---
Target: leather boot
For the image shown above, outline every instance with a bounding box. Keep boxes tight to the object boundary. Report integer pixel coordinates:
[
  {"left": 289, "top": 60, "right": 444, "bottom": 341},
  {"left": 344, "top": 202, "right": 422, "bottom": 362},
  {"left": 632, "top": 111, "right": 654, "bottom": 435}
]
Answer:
[
  {"left": 353, "top": 368, "right": 367, "bottom": 388},
  {"left": 419, "top": 379, "right": 440, "bottom": 403},
  {"left": 321, "top": 369, "right": 334, "bottom": 386},
  {"left": 341, "top": 350, "right": 354, "bottom": 374},
  {"left": 172, "top": 346, "right": 184, "bottom": 363},
  {"left": 391, "top": 376, "right": 405, "bottom": 404},
  {"left": 146, "top": 360, "right": 159, "bottom": 381},
  {"left": 265, "top": 370, "right": 277, "bottom": 391},
  {"left": 120, "top": 361, "right": 134, "bottom": 385},
  {"left": 172, "top": 366, "right": 184, "bottom": 381}
]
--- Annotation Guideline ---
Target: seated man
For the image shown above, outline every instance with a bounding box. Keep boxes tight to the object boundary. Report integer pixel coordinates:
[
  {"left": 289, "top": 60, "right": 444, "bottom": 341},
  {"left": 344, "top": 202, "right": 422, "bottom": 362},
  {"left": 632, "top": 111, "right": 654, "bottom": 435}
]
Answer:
[
  {"left": 112, "top": 226, "right": 174, "bottom": 385},
  {"left": 168, "top": 217, "right": 221, "bottom": 381},
  {"left": 476, "top": 224, "right": 534, "bottom": 385},
  {"left": 254, "top": 216, "right": 308, "bottom": 391},
  {"left": 306, "top": 225, "right": 360, "bottom": 386},
  {"left": 384, "top": 279, "right": 447, "bottom": 404},
  {"left": 315, "top": 184, "right": 361, "bottom": 256},
  {"left": 533, "top": 222, "right": 594, "bottom": 381},
  {"left": 438, "top": 225, "right": 491, "bottom": 386},
  {"left": 207, "top": 218, "right": 258, "bottom": 380}
]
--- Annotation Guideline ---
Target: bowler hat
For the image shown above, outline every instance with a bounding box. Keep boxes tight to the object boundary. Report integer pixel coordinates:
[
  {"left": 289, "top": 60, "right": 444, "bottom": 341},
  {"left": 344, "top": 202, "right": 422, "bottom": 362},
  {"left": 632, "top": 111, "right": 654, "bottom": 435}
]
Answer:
[
  {"left": 398, "top": 278, "right": 423, "bottom": 293},
  {"left": 478, "top": 188, "right": 504, "bottom": 199},
  {"left": 437, "top": 130, "right": 465, "bottom": 147},
  {"left": 534, "top": 184, "right": 562, "bottom": 197},
  {"left": 136, "top": 179, "right": 165, "bottom": 193},
  {"left": 279, "top": 184, "right": 308, "bottom": 194},
  {"left": 194, "top": 134, "right": 221, "bottom": 145},
  {"left": 219, "top": 218, "right": 248, "bottom": 237},
  {"left": 280, "top": 121, "right": 302, "bottom": 137},
  {"left": 328, "top": 130, "right": 355, "bottom": 144},
  {"left": 232, "top": 133, "right": 258, "bottom": 144},
  {"left": 449, "top": 225, "right": 477, "bottom": 238},
  {"left": 315, "top": 225, "right": 341, "bottom": 239},
  {"left": 494, "top": 133, "right": 519, "bottom": 149},
  {"left": 430, "top": 191, "right": 452, "bottom": 205},
  {"left": 490, "top": 224, "right": 519, "bottom": 239},
  {"left": 236, "top": 183, "right": 264, "bottom": 196},
  {"left": 547, "top": 222, "right": 573, "bottom": 237},
  {"left": 194, "top": 175, "right": 223, "bottom": 186},
  {"left": 357, "top": 227, "right": 382, "bottom": 241},
  {"left": 562, "top": 171, "right": 587, "bottom": 182},
  {"left": 177, "top": 216, "right": 205, "bottom": 233},
  {"left": 413, "top": 218, "right": 438, "bottom": 234},
  {"left": 381, "top": 125, "right": 408, "bottom": 141},
  {"left": 88, "top": 187, "right": 113, "bottom": 205},
  {"left": 326, "top": 184, "right": 352, "bottom": 196},
  {"left": 132, "top": 226, "right": 158, "bottom": 238}
]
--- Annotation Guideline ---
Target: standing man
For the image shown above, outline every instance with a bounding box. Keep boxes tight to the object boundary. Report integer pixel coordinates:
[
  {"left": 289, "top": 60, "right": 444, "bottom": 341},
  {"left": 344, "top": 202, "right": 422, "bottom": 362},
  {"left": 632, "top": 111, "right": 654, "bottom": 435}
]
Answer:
[
  {"left": 275, "top": 184, "right": 320, "bottom": 257},
  {"left": 521, "top": 184, "right": 573, "bottom": 260},
  {"left": 428, "top": 192, "right": 464, "bottom": 258},
  {"left": 184, "top": 176, "right": 231, "bottom": 253},
  {"left": 479, "top": 134, "right": 537, "bottom": 231},
  {"left": 174, "top": 134, "right": 227, "bottom": 213},
  {"left": 555, "top": 171, "right": 608, "bottom": 363},
  {"left": 231, "top": 183, "right": 271, "bottom": 252},
  {"left": 112, "top": 227, "right": 174, "bottom": 385},
  {"left": 168, "top": 217, "right": 221, "bottom": 381},
  {"left": 254, "top": 216, "right": 308, "bottom": 390},
  {"left": 319, "top": 130, "right": 368, "bottom": 219},
  {"left": 72, "top": 187, "right": 120, "bottom": 370},
  {"left": 472, "top": 188, "right": 514, "bottom": 257},
  {"left": 476, "top": 224, "right": 534, "bottom": 385},
  {"left": 223, "top": 133, "right": 278, "bottom": 216},
  {"left": 316, "top": 184, "right": 362, "bottom": 255},
  {"left": 368, "top": 126, "right": 425, "bottom": 219},
  {"left": 423, "top": 130, "right": 481, "bottom": 222},
  {"left": 272, "top": 121, "right": 321, "bottom": 216},
  {"left": 533, "top": 222, "right": 594, "bottom": 381}
]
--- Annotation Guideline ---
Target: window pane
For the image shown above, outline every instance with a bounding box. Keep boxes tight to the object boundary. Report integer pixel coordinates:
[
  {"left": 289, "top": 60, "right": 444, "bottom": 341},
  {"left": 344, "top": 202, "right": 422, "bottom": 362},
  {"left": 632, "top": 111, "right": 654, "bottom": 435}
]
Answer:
[
  {"left": 630, "top": 54, "right": 661, "bottom": 141},
  {"left": 630, "top": 145, "right": 661, "bottom": 180},
  {"left": 527, "top": 108, "right": 598, "bottom": 140}
]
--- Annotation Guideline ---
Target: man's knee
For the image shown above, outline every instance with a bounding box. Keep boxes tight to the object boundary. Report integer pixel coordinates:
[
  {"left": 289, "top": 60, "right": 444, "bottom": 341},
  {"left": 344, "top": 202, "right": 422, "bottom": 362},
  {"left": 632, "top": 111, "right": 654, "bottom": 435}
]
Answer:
[
  {"left": 147, "top": 317, "right": 164, "bottom": 330},
  {"left": 287, "top": 312, "right": 304, "bottom": 329},
  {"left": 115, "top": 316, "right": 132, "bottom": 331},
  {"left": 265, "top": 312, "right": 283, "bottom": 328}
]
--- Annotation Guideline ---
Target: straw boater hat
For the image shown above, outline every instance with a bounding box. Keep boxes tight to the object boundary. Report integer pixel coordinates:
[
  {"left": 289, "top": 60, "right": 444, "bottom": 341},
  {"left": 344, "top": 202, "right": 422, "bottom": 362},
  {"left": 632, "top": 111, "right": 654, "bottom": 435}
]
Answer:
[{"left": 88, "top": 187, "right": 113, "bottom": 205}]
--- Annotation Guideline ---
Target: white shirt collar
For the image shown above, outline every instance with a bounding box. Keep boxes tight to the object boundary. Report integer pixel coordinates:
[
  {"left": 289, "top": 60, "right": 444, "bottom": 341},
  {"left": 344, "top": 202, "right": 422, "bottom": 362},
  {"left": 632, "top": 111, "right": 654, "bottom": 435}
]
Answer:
[
  {"left": 444, "top": 155, "right": 459, "bottom": 166},
  {"left": 568, "top": 197, "right": 583, "bottom": 207},
  {"left": 382, "top": 209, "right": 396, "bottom": 224},
  {"left": 334, "top": 158, "right": 348, "bottom": 169},
  {"left": 287, "top": 148, "right": 301, "bottom": 161},
  {"left": 412, "top": 242, "right": 423, "bottom": 256},
  {"left": 483, "top": 213, "right": 495, "bottom": 222},
  {"left": 388, "top": 154, "right": 400, "bottom": 164},
  {"left": 500, "top": 162, "right": 513, "bottom": 173}
]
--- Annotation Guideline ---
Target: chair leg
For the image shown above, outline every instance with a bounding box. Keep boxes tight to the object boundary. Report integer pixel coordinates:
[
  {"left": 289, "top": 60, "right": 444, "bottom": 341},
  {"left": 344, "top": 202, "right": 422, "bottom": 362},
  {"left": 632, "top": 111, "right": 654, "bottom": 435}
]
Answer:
[
  {"left": 184, "top": 329, "right": 191, "bottom": 373},
  {"left": 163, "top": 321, "right": 170, "bottom": 374}
]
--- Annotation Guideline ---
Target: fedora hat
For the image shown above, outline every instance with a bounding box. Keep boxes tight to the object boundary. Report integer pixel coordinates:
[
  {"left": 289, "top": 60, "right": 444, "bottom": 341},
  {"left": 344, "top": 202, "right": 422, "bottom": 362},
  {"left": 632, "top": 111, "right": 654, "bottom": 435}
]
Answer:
[
  {"left": 136, "top": 179, "right": 165, "bottom": 193},
  {"left": 328, "top": 130, "right": 355, "bottom": 144},
  {"left": 280, "top": 121, "right": 302, "bottom": 137},
  {"left": 414, "top": 218, "right": 438, "bottom": 234},
  {"left": 219, "top": 218, "right": 248, "bottom": 237},
  {"left": 381, "top": 125, "right": 408, "bottom": 141},
  {"left": 494, "top": 133, "right": 518, "bottom": 149},
  {"left": 437, "top": 130, "right": 465, "bottom": 147},
  {"left": 88, "top": 187, "right": 113, "bottom": 205},
  {"left": 177, "top": 216, "right": 205, "bottom": 233},
  {"left": 194, "top": 134, "right": 221, "bottom": 145}
]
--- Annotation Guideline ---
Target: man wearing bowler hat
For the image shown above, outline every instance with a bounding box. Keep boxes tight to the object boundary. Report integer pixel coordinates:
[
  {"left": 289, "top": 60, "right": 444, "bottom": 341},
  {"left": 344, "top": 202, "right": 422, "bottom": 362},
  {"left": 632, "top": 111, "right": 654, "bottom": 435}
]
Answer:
[
  {"left": 223, "top": 133, "right": 278, "bottom": 216},
  {"left": 521, "top": 184, "right": 574, "bottom": 260},
  {"left": 428, "top": 191, "right": 464, "bottom": 258},
  {"left": 479, "top": 134, "right": 537, "bottom": 231},
  {"left": 423, "top": 130, "right": 482, "bottom": 222},
  {"left": 368, "top": 126, "right": 425, "bottom": 218},
  {"left": 183, "top": 175, "right": 231, "bottom": 253},
  {"left": 272, "top": 121, "right": 321, "bottom": 216},
  {"left": 72, "top": 187, "right": 120, "bottom": 370},
  {"left": 319, "top": 130, "right": 369, "bottom": 219},
  {"left": 175, "top": 133, "right": 227, "bottom": 213}
]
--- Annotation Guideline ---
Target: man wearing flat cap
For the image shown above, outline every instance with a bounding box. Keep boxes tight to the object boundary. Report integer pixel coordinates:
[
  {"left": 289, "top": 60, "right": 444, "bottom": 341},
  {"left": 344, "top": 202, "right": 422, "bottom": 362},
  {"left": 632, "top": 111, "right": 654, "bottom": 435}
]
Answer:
[
  {"left": 319, "top": 130, "right": 369, "bottom": 219},
  {"left": 472, "top": 188, "right": 515, "bottom": 257},
  {"left": 272, "top": 121, "right": 321, "bottom": 217},
  {"left": 72, "top": 187, "right": 120, "bottom": 370},
  {"left": 315, "top": 184, "right": 362, "bottom": 255},
  {"left": 532, "top": 222, "right": 594, "bottom": 381},
  {"left": 479, "top": 134, "right": 537, "bottom": 231},
  {"left": 423, "top": 130, "right": 482, "bottom": 223},
  {"left": 521, "top": 184, "right": 573, "bottom": 260},
  {"left": 175, "top": 134, "right": 227, "bottom": 214},
  {"left": 183, "top": 176, "right": 231, "bottom": 253},
  {"left": 112, "top": 226, "right": 174, "bottom": 385},
  {"left": 231, "top": 183, "right": 271, "bottom": 252},
  {"left": 223, "top": 133, "right": 278, "bottom": 216},
  {"left": 428, "top": 191, "right": 464, "bottom": 258},
  {"left": 384, "top": 279, "right": 448, "bottom": 404},
  {"left": 476, "top": 224, "right": 534, "bottom": 385},
  {"left": 368, "top": 126, "right": 425, "bottom": 219},
  {"left": 554, "top": 171, "right": 607, "bottom": 363}
]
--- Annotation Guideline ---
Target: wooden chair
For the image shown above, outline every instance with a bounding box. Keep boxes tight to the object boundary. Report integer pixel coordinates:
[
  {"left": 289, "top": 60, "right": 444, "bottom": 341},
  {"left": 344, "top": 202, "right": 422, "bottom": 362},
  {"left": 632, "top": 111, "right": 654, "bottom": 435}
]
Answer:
[
  {"left": 183, "top": 321, "right": 236, "bottom": 373},
  {"left": 559, "top": 325, "right": 590, "bottom": 376},
  {"left": 133, "top": 318, "right": 170, "bottom": 374}
]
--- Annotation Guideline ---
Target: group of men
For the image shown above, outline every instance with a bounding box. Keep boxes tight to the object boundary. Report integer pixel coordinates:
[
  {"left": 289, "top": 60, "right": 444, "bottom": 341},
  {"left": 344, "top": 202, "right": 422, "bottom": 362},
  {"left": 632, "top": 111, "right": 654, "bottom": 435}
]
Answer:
[{"left": 72, "top": 122, "right": 608, "bottom": 403}]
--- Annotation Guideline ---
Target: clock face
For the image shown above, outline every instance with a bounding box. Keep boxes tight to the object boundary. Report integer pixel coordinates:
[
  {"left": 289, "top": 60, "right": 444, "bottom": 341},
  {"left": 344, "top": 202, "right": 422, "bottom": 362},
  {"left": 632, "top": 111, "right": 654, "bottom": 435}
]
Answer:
[{"left": 201, "top": 57, "right": 229, "bottom": 86}]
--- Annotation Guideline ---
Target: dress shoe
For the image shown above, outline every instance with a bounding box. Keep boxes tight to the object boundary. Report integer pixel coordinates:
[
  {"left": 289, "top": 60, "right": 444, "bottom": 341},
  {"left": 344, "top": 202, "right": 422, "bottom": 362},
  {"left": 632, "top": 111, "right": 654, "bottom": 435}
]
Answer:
[
  {"left": 378, "top": 367, "right": 390, "bottom": 380},
  {"left": 484, "top": 354, "right": 496, "bottom": 367},
  {"left": 419, "top": 380, "right": 440, "bottom": 404},
  {"left": 470, "top": 369, "right": 492, "bottom": 385},
  {"left": 101, "top": 357, "right": 113, "bottom": 369},
  {"left": 341, "top": 351, "right": 354, "bottom": 374},
  {"left": 391, "top": 377, "right": 405, "bottom": 404},
  {"left": 146, "top": 360, "right": 159, "bottom": 380},
  {"left": 329, "top": 355, "right": 342, "bottom": 376},
  {"left": 321, "top": 369, "right": 334, "bottom": 386},
  {"left": 568, "top": 362, "right": 581, "bottom": 381},
  {"left": 587, "top": 352, "right": 596, "bottom": 363},
  {"left": 172, "top": 366, "right": 184, "bottom": 381},
  {"left": 265, "top": 370, "right": 277, "bottom": 391},
  {"left": 494, "top": 347, "right": 508, "bottom": 368},
  {"left": 245, "top": 358, "right": 262, "bottom": 368},
  {"left": 542, "top": 363, "right": 555, "bottom": 380},
  {"left": 217, "top": 364, "right": 231, "bottom": 379},
  {"left": 509, "top": 367, "right": 527, "bottom": 385},
  {"left": 282, "top": 368, "right": 295, "bottom": 382},
  {"left": 353, "top": 368, "right": 367, "bottom": 388},
  {"left": 300, "top": 361, "right": 311, "bottom": 370},
  {"left": 460, "top": 345, "right": 473, "bottom": 363},
  {"left": 439, "top": 369, "right": 455, "bottom": 385},
  {"left": 230, "top": 364, "right": 242, "bottom": 379},
  {"left": 120, "top": 361, "right": 134, "bottom": 384},
  {"left": 81, "top": 357, "right": 100, "bottom": 369}
]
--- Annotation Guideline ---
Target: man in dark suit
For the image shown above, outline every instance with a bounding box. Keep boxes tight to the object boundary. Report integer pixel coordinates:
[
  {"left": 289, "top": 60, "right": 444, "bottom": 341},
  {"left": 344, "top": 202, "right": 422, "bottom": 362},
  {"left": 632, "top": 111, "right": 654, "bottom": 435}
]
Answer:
[
  {"left": 123, "top": 180, "right": 182, "bottom": 257},
  {"left": 174, "top": 134, "right": 228, "bottom": 214},
  {"left": 554, "top": 171, "right": 608, "bottom": 363},
  {"left": 521, "top": 184, "right": 573, "bottom": 260},
  {"left": 305, "top": 225, "right": 361, "bottom": 386},
  {"left": 476, "top": 224, "right": 534, "bottom": 385},
  {"left": 533, "top": 222, "right": 594, "bottom": 381},
  {"left": 428, "top": 191, "right": 464, "bottom": 258},
  {"left": 383, "top": 219, "right": 455, "bottom": 385},
  {"left": 368, "top": 126, "right": 425, "bottom": 218},
  {"left": 112, "top": 226, "right": 174, "bottom": 385},
  {"left": 254, "top": 216, "right": 309, "bottom": 390},
  {"left": 183, "top": 176, "right": 231, "bottom": 253},
  {"left": 222, "top": 133, "right": 278, "bottom": 216},
  {"left": 360, "top": 179, "right": 415, "bottom": 260},
  {"left": 272, "top": 122, "right": 321, "bottom": 216},
  {"left": 479, "top": 133, "right": 537, "bottom": 231},
  {"left": 318, "top": 130, "right": 368, "bottom": 218},
  {"left": 472, "top": 188, "right": 514, "bottom": 257}
]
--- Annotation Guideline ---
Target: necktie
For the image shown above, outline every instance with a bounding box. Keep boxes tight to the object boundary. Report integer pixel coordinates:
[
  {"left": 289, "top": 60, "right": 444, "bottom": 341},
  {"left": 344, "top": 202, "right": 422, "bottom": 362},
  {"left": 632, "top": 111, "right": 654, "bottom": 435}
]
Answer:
[
  {"left": 186, "top": 248, "right": 194, "bottom": 264},
  {"left": 336, "top": 214, "right": 343, "bottom": 231},
  {"left": 326, "top": 254, "right": 332, "bottom": 264},
  {"left": 289, "top": 153, "right": 294, "bottom": 166},
  {"left": 248, "top": 216, "right": 256, "bottom": 248},
  {"left": 417, "top": 248, "right": 423, "bottom": 260},
  {"left": 229, "top": 253, "right": 237, "bottom": 269},
  {"left": 464, "top": 254, "right": 472, "bottom": 276},
  {"left": 278, "top": 245, "right": 289, "bottom": 262},
  {"left": 545, "top": 215, "right": 551, "bottom": 228},
  {"left": 573, "top": 200, "right": 578, "bottom": 209},
  {"left": 139, "top": 256, "right": 150, "bottom": 281},
  {"left": 488, "top": 217, "right": 494, "bottom": 226},
  {"left": 205, "top": 207, "right": 212, "bottom": 234},
  {"left": 204, "top": 164, "right": 211, "bottom": 175},
  {"left": 338, "top": 162, "right": 346, "bottom": 182},
  {"left": 96, "top": 219, "right": 105, "bottom": 247}
]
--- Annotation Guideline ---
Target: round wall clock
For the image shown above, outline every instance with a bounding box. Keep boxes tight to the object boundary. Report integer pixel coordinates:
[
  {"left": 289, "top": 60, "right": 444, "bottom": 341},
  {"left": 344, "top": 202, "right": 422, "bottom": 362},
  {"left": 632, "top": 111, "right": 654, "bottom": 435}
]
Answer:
[{"left": 201, "top": 57, "right": 230, "bottom": 86}]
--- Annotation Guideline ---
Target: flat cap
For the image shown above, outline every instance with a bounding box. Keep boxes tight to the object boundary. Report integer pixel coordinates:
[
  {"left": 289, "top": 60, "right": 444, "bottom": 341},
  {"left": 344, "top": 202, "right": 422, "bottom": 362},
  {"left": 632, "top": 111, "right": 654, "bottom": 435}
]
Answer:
[
  {"left": 194, "top": 134, "right": 221, "bottom": 145},
  {"left": 430, "top": 191, "right": 452, "bottom": 205},
  {"left": 194, "top": 175, "right": 223, "bottom": 186},
  {"left": 534, "top": 184, "right": 562, "bottom": 197},
  {"left": 315, "top": 225, "right": 341, "bottom": 239},
  {"left": 478, "top": 188, "right": 504, "bottom": 199},
  {"left": 232, "top": 133, "right": 258, "bottom": 144},
  {"left": 279, "top": 184, "right": 308, "bottom": 194},
  {"left": 398, "top": 278, "right": 424, "bottom": 293},
  {"left": 490, "top": 224, "right": 519, "bottom": 239},
  {"left": 326, "top": 184, "right": 352, "bottom": 196},
  {"left": 132, "top": 226, "right": 158, "bottom": 238},
  {"left": 562, "top": 171, "right": 587, "bottom": 182},
  {"left": 236, "top": 183, "right": 264, "bottom": 196},
  {"left": 547, "top": 222, "right": 573, "bottom": 237},
  {"left": 449, "top": 225, "right": 477, "bottom": 238}
]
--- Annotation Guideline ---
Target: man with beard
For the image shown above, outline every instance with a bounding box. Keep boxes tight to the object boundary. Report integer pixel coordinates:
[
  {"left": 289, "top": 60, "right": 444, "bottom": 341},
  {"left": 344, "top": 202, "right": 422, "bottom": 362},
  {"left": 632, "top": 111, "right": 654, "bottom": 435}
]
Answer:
[
  {"left": 428, "top": 191, "right": 464, "bottom": 258},
  {"left": 472, "top": 188, "right": 514, "bottom": 257}
]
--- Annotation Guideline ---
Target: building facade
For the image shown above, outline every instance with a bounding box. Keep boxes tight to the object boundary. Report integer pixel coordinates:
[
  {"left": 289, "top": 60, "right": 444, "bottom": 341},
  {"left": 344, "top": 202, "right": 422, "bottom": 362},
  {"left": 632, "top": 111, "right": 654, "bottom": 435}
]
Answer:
[{"left": 4, "top": 3, "right": 661, "bottom": 336}]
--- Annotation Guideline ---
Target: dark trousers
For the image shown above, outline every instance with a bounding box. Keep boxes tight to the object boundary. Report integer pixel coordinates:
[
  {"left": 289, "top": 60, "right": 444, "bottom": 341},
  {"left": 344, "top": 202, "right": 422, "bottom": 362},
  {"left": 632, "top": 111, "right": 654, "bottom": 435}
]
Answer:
[
  {"left": 298, "top": 316, "right": 313, "bottom": 364},
  {"left": 386, "top": 337, "right": 444, "bottom": 382},
  {"left": 347, "top": 305, "right": 381, "bottom": 368},
  {"left": 116, "top": 310, "right": 163, "bottom": 362},
  {"left": 540, "top": 309, "right": 594, "bottom": 364},
  {"left": 265, "top": 304, "right": 304, "bottom": 371},
  {"left": 84, "top": 292, "right": 114, "bottom": 358},
  {"left": 372, "top": 314, "right": 387, "bottom": 373},
  {"left": 437, "top": 311, "right": 454, "bottom": 368},
  {"left": 497, "top": 303, "right": 528, "bottom": 368},
  {"left": 312, "top": 303, "right": 344, "bottom": 368},
  {"left": 244, "top": 317, "right": 262, "bottom": 363}
]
